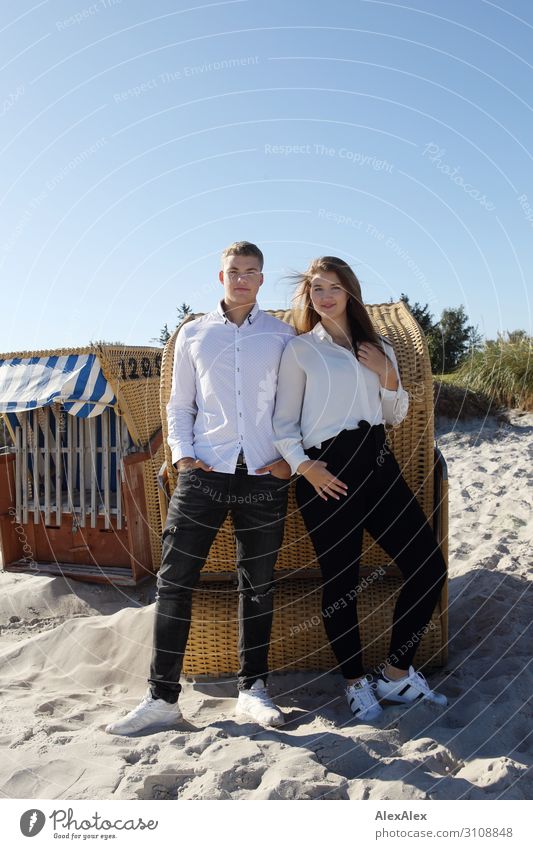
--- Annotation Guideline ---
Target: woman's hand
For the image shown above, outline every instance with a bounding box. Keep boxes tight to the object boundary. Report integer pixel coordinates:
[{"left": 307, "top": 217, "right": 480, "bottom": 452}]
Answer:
[
  {"left": 297, "top": 459, "right": 348, "bottom": 501},
  {"left": 357, "top": 343, "right": 399, "bottom": 391}
]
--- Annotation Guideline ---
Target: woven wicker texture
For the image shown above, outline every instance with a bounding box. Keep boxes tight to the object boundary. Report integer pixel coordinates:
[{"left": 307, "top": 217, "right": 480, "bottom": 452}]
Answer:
[
  {"left": 97, "top": 345, "right": 164, "bottom": 567},
  {"left": 182, "top": 575, "right": 445, "bottom": 675},
  {"left": 160, "top": 302, "right": 435, "bottom": 573}
]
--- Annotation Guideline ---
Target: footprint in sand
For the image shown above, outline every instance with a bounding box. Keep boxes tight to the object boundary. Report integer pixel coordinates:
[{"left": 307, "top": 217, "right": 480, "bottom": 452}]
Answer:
[{"left": 35, "top": 694, "right": 87, "bottom": 716}]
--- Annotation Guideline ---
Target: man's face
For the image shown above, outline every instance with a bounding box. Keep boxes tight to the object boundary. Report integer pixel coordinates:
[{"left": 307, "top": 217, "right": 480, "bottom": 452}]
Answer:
[{"left": 219, "top": 253, "right": 263, "bottom": 306}]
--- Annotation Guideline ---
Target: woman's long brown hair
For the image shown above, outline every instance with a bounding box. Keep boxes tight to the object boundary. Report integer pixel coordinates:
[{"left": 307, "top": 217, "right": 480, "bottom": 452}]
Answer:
[{"left": 291, "top": 256, "right": 381, "bottom": 348}]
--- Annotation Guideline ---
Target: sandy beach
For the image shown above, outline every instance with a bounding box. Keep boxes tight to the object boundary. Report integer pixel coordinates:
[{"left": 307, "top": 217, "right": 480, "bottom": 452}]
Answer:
[{"left": 0, "top": 412, "right": 531, "bottom": 801}]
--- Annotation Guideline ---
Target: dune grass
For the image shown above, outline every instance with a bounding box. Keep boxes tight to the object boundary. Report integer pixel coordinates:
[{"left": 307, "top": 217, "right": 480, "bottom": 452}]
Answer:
[{"left": 445, "top": 335, "right": 532, "bottom": 411}]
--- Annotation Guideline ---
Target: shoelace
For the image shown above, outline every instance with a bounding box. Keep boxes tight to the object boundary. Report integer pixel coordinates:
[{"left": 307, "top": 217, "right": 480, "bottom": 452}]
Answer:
[
  {"left": 250, "top": 687, "right": 271, "bottom": 704},
  {"left": 127, "top": 693, "right": 153, "bottom": 717},
  {"left": 348, "top": 681, "right": 378, "bottom": 710},
  {"left": 410, "top": 669, "right": 432, "bottom": 695}
]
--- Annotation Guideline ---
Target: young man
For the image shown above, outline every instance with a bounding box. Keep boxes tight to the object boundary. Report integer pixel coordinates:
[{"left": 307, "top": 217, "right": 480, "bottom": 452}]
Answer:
[{"left": 106, "top": 241, "right": 295, "bottom": 735}]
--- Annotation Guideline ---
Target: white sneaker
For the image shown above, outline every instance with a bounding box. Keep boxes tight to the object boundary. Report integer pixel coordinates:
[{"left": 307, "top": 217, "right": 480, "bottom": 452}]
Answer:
[
  {"left": 376, "top": 665, "right": 448, "bottom": 707},
  {"left": 345, "top": 678, "right": 383, "bottom": 722},
  {"left": 105, "top": 688, "right": 183, "bottom": 735},
  {"left": 235, "top": 679, "right": 284, "bottom": 727}
]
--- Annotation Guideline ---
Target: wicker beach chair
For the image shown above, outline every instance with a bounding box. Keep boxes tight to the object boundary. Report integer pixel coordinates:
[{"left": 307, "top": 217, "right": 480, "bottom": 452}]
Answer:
[
  {"left": 0, "top": 344, "right": 164, "bottom": 584},
  {"left": 158, "top": 303, "right": 448, "bottom": 673}
]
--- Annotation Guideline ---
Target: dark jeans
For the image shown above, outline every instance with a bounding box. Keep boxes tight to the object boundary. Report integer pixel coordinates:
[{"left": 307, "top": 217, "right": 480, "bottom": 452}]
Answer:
[
  {"left": 148, "top": 467, "right": 288, "bottom": 702},
  {"left": 295, "top": 422, "right": 446, "bottom": 679}
]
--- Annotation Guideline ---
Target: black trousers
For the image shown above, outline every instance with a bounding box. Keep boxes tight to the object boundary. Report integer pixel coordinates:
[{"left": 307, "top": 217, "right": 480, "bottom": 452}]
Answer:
[
  {"left": 295, "top": 422, "right": 446, "bottom": 679},
  {"left": 148, "top": 467, "right": 288, "bottom": 702}
]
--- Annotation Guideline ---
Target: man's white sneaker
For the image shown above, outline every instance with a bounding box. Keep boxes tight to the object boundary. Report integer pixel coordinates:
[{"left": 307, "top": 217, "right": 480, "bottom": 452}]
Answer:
[
  {"left": 105, "top": 688, "right": 183, "bottom": 735},
  {"left": 345, "top": 678, "right": 383, "bottom": 722},
  {"left": 376, "top": 666, "right": 447, "bottom": 707},
  {"left": 235, "top": 679, "right": 284, "bottom": 727}
]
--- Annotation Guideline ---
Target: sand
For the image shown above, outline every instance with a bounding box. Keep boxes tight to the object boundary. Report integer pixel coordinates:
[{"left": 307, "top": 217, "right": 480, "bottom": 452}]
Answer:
[{"left": 0, "top": 412, "right": 531, "bottom": 801}]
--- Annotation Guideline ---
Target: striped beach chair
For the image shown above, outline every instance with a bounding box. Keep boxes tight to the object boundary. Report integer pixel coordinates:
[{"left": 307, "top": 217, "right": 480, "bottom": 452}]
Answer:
[{"left": 0, "top": 345, "right": 164, "bottom": 584}]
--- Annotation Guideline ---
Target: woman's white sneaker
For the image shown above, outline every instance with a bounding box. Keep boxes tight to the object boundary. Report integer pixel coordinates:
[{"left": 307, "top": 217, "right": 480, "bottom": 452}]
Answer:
[
  {"left": 346, "top": 678, "right": 383, "bottom": 722},
  {"left": 105, "top": 688, "right": 183, "bottom": 735},
  {"left": 235, "top": 679, "right": 284, "bottom": 727},
  {"left": 376, "top": 666, "right": 447, "bottom": 707}
]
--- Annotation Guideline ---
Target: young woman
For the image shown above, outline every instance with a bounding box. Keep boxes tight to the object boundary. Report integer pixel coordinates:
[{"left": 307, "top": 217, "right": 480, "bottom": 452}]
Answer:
[{"left": 272, "top": 257, "right": 447, "bottom": 722}]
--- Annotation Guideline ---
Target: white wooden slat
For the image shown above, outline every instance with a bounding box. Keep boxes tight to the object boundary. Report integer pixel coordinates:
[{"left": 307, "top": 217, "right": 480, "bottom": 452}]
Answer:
[
  {"left": 22, "top": 415, "right": 28, "bottom": 524},
  {"left": 55, "top": 407, "right": 62, "bottom": 525},
  {"left": 102, "top": 409, "right": 110, "bottom": 529},
  {"left": 15, "top": 425, "right": 22, "bottom": 524},
  {"left": 90, "top": 416, "right": 97, "bottom": 528},
  {"left": 44, "top": 407, "right": 51, "bottom": 525},
  {"left": 79, "top": 416, "right": 86, "bottom": 528},
  {"left": 67, "top": 413, "right": 74, "bottom": 514},
  {"left": 31, "top": 411, "right": 39, "bottom": 525},
  {"left": 115, "top": 414, "right": 122, "bottom": 530}
]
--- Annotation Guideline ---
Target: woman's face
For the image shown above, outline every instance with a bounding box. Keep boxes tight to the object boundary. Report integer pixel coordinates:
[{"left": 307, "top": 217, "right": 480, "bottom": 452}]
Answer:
[{"left": 309, "top": 270, "right": 350, "bottom": 324}]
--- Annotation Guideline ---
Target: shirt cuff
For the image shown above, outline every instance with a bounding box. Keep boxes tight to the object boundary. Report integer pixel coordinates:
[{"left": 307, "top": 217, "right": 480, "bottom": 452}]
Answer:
[
  {"left": 170, "top": 444, "right": 196, "bottom": 466},
  {"left": 287, "top": 449, "right": 311, "bottom": 476},
  {"left": 379, "top": 386, "right": 400, "bottom": 399}
]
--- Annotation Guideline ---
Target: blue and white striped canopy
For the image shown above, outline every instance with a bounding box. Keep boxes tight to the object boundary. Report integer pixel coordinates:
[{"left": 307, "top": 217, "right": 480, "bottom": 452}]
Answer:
[{"left": 0, "top": 353, "right": 116, "bottom": 418}]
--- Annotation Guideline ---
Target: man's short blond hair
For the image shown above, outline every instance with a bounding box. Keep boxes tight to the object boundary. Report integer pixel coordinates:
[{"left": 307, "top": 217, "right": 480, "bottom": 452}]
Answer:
[{"left": 221, "top": 241, "right": 264, "bottom": 270}]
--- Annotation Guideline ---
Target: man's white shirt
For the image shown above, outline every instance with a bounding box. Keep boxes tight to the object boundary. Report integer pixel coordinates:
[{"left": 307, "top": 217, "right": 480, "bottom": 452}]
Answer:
[{"left": 166, "top": 299, "right": 295, "bottom": 475}]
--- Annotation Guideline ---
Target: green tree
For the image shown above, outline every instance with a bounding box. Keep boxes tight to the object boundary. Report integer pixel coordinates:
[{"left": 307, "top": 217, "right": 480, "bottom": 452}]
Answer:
[
  {"left": 157, "top": 322, "right": 171, "bottom": 346},
  {"left": 399, "top": 293, "right": 435, "bottom": 335},
  {"left": 431, "top": 305, "right": 481, "bottom": 373},
  {"left": 177, "top": 303, "right": 193, "bottom": 323},
  {"left": 399, "top": 295, "right": 481, "bottom": 373},
  {"left": 151, "top": 304, "right": 193, "bottom": 347}
]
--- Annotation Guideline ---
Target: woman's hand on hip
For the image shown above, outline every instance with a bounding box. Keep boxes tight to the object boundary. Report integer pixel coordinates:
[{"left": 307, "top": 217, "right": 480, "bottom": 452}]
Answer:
[{"left": 296, "top": 460, "right": 348, "bottom": 501}]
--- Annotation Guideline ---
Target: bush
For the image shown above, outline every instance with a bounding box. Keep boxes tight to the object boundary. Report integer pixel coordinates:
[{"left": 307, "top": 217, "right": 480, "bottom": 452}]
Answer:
[{"left": 450, "top": 333, "right": 533, "bottom": 411}]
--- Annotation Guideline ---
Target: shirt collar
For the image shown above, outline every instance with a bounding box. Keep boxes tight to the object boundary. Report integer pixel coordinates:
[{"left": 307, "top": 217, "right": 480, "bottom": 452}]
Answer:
[
  {"left": 216, "top": 299, "right": 260, "bottom": 325},
  {"left": 311, "top": 321, "right": 332, "bottom": 342}
]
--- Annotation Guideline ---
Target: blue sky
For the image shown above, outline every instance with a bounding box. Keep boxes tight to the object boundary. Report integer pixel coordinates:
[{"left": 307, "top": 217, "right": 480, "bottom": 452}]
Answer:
[{"left": 1, "top": 0, "right": 531, "bottom": 350}]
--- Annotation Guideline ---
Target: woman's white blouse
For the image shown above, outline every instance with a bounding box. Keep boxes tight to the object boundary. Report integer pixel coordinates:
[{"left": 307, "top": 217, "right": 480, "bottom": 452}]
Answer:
[{"left": 272, "top": 322, "right": 410, "bottom": 475}]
